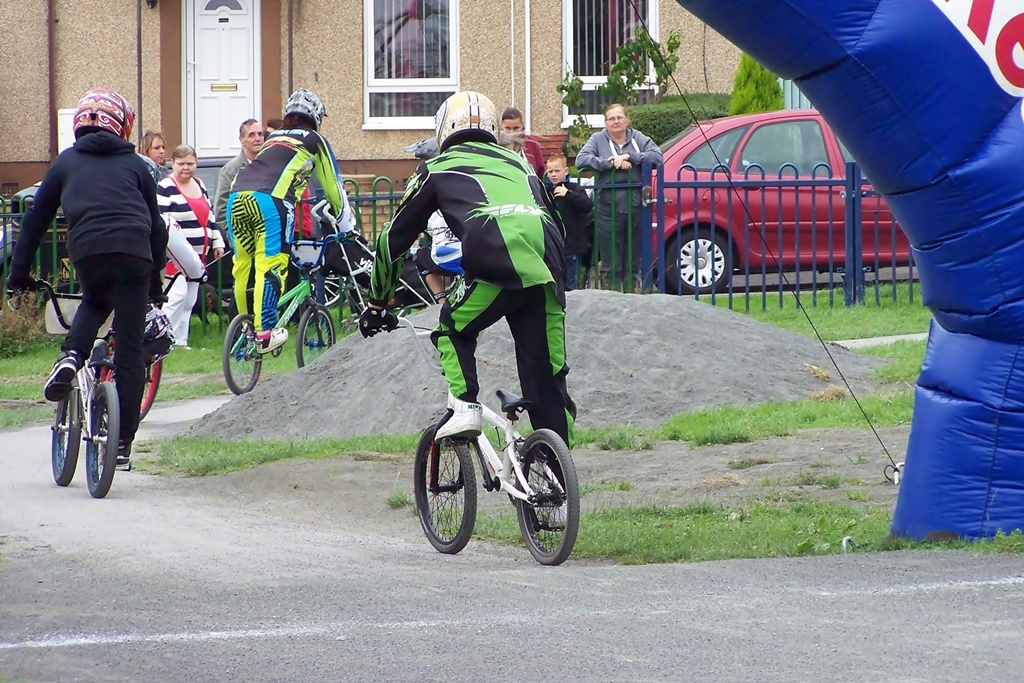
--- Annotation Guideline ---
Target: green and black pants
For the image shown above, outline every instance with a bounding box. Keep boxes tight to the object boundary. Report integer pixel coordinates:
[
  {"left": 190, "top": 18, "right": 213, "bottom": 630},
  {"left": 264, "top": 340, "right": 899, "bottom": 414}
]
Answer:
[{"left": 431, "top": 279, "right": 576, "bottom": 449}]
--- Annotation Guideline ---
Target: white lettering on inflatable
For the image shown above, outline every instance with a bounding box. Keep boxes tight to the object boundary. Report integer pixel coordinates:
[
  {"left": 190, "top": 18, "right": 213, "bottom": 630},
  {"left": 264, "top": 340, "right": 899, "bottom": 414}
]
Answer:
[{"left": 935, "top": 0, "right": 1024, "bottom": 96}]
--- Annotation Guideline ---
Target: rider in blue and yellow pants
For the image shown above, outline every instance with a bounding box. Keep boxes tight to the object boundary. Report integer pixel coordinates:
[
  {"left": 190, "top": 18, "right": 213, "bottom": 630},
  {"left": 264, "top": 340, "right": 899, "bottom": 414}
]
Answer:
[{"left": 225, "top": 88, "right": 346, "bottom": 353}]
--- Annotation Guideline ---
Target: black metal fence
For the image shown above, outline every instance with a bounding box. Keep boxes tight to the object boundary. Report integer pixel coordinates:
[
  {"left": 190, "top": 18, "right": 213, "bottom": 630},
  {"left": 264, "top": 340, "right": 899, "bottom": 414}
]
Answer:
[{"left": 652, "top": 161, "right": 918, "bottom": 309}]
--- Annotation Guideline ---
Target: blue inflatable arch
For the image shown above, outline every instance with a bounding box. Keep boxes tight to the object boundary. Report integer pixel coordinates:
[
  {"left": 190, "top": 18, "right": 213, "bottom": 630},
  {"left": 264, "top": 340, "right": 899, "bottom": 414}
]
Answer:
[{"left": 673, "top": 0, "right": 1024, "bottom": 540}]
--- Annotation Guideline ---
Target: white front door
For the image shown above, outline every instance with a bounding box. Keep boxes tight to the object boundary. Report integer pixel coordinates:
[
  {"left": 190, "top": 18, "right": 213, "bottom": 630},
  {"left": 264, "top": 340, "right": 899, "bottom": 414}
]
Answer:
[{"left": 184, "top": 0, "right": 261, "bottom": 158}]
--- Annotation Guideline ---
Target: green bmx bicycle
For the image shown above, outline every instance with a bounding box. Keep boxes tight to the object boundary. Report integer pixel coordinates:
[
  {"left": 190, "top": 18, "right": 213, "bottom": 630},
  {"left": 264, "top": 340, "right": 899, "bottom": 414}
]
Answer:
[{"left": 222, "top": 238, "right": 337, "bottom": 395}]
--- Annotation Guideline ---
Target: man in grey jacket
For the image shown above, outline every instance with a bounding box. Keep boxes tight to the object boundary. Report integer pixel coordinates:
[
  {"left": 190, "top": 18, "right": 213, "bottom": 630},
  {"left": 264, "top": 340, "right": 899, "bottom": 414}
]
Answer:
[
  {"left": 213, "top": 118, "right": 264, "bottom": 236},
  {"left": 575, "top": 103, "right": 663, "bottom": 287}
]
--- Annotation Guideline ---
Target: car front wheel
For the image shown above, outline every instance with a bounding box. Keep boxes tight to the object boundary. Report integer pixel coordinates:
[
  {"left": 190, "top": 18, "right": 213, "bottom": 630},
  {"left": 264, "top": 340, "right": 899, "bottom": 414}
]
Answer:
[{"left": 664, "top": 228, "right": 731, "bottom": 296}]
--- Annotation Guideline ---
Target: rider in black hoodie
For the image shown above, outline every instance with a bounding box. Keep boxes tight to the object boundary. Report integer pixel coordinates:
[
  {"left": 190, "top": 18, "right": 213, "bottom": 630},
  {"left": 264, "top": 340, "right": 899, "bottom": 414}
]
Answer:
[{"left": 5, "top": 88, "right": 167, "bottom": 465}]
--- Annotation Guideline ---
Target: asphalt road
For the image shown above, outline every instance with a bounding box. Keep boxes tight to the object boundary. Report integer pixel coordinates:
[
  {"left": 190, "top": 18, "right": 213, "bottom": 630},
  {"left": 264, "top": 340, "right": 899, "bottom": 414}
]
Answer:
[{"left": 2, "top": 399, "right": 1023, "bottom": 682}]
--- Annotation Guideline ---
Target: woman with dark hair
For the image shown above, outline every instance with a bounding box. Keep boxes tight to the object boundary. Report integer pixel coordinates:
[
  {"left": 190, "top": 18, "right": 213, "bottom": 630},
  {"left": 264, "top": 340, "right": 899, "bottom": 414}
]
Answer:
[{"left": 499, "top": 106, "right": 545, "bottom": 176}]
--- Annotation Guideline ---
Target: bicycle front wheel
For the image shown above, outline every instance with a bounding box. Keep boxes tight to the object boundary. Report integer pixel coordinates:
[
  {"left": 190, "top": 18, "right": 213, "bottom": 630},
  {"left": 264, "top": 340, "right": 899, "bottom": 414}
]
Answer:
[
  {"left": 514, "top": 429, "right": 580, "bottom": 566},
  {"left": 139, "top": 358, "right": 162, "bottom": 422},
  {"left": 296, "top": 304, "right": 335, "bottom": 368},
  {"left": 413, "top": 426, "right": 477, "bottom": 555},
  {"left": 85, "top": 381, "right": 119, "bottom": 499},
  {"left": 322, "top": 273, "right": 342, "bottom": 308},
  {"left": 222, "top": 313, "right": 262, "bottom": 395},
  {"left": 51, "top": 392, "right": 81, "bottom": 487}
]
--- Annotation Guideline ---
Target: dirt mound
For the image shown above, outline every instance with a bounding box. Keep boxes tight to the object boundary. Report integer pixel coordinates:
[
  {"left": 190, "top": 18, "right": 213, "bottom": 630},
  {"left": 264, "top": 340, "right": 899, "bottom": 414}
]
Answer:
[{"left": 189, "top": 290, "right": 883, "bottom": 441}]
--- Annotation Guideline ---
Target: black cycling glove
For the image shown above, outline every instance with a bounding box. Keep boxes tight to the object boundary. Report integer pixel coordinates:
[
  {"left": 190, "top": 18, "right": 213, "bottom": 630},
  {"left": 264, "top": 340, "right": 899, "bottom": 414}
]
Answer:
[
  {"left": 149, "top": 270, "right": 168, "bottom": 305},
  {"left": 5, "top": 270, "right": 37, "bottom": 293},
  {"left": 359, "top": 306, "right": 398, "bottom": 338}
]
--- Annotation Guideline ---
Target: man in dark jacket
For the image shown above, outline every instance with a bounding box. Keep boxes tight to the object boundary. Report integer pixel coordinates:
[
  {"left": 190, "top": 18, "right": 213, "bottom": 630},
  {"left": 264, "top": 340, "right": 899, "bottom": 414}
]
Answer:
[
  {"left": 545, "top": 154, "right": 593, "bottom": 291},
  {"left": 5, "top": 88, "right": 167, "bottom": 466}
]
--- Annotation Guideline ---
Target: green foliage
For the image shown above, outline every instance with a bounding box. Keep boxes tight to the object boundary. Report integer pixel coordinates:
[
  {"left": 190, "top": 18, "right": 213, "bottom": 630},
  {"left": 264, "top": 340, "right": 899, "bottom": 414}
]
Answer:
[
  {"left": 556, "top": 70, "right": 593, "bottom": 157},
  {"left": 627, "top": 93, "right": 731, "bottom": 145},
  {"left": 386, "top": 491, "right": 413, "bottom": 509},
  {"left": 557, "top": 28, "right": 685, "bottom": 154},
  {"left": 0, "top": 292, "right": 50, "bottom": 359},
  {"left": 729, "top": 54, "right": 784, "bottom": 115},
  {"left": 596, "top": 29, "right": 683, "bottom": 105}
]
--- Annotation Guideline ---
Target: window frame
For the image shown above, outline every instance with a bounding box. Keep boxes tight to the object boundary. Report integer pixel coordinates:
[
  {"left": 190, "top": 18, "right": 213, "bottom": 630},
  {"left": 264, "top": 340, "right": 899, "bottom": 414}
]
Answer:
[
  {"left": 561, "top": 0, "right": 660, "bottom": 128},
  {"left": 362, "top": 0, "right": 461, "bottom": 131}
]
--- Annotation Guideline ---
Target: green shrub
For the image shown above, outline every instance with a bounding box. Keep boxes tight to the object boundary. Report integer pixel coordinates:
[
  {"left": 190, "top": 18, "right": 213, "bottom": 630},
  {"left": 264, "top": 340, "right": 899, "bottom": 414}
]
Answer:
[
  {"left": 0, "top": 292, "right": 49, "bottom": 358},
  {"left": 628, "top": 93, "right": 731, "bottom": 145},
  {"left": 729, "top": 54, "right": 783, "bottom": 115}
]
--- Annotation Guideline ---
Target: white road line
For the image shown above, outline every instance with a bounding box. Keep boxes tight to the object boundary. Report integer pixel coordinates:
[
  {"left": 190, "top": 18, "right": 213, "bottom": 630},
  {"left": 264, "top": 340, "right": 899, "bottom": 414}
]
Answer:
[
  {"left": 863, "top": 575, "right": 1024, "bottom": 596},
  {"left": 0, "top": 615, "right": 533, "bottom": 651},
  {"left": 0, "top": 624, "right": 339, "bottom": 650},
  {"left": 812, "top": 575, "right": 1024, "bottom": 598},
  {"left": 4, "top": 575, "right": 1023, "bottom": 650}
]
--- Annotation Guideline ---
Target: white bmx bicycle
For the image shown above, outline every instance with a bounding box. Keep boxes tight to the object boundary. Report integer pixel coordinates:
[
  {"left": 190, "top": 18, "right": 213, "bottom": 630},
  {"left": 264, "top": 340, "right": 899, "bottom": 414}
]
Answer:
[{"left": 394, "top": 316, "right": 580, "bottom": 566}]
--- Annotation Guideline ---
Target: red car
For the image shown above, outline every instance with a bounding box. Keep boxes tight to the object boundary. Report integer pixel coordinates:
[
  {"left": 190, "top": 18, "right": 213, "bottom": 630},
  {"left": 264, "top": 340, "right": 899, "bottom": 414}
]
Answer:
[{"left": 653, "top": 109, "right": 911, "bottom": 294}]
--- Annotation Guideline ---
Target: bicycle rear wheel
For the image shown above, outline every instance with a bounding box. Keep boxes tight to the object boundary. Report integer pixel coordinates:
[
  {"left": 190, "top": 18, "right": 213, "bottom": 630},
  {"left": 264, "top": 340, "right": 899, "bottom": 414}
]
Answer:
[
  {"left": 514, "top": 429, "right": 580, "bottom": 566},
  {"left": 85, "top": 381, "right": 119, "bottom": 499},
  {"left": 222, "top": 313, "right": 262, "bottom": 395},
  {"left": 51, "top": 391, "right": 81, "bottom": 487},
  {"left": 296, "top": 304, "right": 335, "bottom": 368},
  {"left": 139, "top": 358, "right": 162, "bottom": 422},
  {"left": 413, "top": 426, "right": 477, "bottom": 554}
]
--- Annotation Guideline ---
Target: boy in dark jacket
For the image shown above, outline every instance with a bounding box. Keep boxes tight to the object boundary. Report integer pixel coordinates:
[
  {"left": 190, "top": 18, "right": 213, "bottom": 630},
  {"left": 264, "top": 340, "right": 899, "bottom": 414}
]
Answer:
[
  {"left": 545, "top": 154, "right": 594, "bottom": 291},
  {"left": 5, "top": 88, "right": 167, "bottom": 466}
]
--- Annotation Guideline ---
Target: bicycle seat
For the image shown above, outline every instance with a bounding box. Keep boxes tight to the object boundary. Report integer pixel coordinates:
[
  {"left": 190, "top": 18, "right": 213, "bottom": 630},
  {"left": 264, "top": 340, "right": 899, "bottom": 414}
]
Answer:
[{"left": 496, "top": 389, "right": 534, "bottom": 415}]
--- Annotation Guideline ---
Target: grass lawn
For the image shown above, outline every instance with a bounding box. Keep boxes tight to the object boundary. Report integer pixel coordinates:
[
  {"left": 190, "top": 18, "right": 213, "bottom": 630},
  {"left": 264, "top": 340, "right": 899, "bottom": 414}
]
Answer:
[
  {"left": 472, "top": 502, "right": 1024, "bottom": 565},
  {"left": 0, "top": 405, "right": 52, "bottom": 430},
  {"left": 715, "top": 282, "right": 932, "bottom": 340},
  {"left": 136, "top": 434, "right": 420, "bottom": 476}
]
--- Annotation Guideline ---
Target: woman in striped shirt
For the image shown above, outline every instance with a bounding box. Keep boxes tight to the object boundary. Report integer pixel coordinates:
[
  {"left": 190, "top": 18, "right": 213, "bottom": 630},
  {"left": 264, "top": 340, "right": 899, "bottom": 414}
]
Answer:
[{"left": 157, "top": 144, "right": 224, "bottom": 348}]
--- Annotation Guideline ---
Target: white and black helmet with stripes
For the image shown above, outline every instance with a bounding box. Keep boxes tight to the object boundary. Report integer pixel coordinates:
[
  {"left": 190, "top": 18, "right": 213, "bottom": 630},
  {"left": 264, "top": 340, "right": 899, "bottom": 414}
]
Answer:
[{"left": 434, "top": 91, "right": 499, "bottom": 152}]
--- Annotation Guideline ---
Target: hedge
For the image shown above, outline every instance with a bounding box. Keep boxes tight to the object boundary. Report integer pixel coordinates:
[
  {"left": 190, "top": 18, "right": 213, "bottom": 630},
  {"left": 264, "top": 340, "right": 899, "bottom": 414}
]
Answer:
[{"left": 627, "top": 93, "right": 731, "bottom": 146}]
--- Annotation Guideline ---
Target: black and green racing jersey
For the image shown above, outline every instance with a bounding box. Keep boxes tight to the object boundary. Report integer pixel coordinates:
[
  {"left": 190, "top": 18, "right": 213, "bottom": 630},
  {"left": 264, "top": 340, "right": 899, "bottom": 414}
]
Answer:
[
  {"left": 230, "top": 127, "right": 345, "bottom": 216},
  {"left": 369, "top": 140, "right": 567, "bottom": 306}
]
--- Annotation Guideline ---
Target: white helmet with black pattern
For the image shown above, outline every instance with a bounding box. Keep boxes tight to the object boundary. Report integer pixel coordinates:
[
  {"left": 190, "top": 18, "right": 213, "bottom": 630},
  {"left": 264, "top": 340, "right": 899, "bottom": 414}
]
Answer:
[
  {"left": 285, "top": 88, "right": 326, "bottom": 131},
  {"left": 434, "top": 91, "right": 499, "bottom": 152}
]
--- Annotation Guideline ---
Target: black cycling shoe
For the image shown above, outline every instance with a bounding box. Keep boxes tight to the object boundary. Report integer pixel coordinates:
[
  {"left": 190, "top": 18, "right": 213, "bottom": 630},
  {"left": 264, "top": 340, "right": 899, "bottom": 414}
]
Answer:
[
  {"left": 116, "top": 441, "right": 132, "bottom": 471},
  {"left": 44, "top": 352, "right": 80, "bottom": 403}
]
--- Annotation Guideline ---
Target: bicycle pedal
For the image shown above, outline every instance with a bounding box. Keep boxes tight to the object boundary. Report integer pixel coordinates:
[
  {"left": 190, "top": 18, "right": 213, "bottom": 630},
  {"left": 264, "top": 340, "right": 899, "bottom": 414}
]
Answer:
[
  {"left": 271, "top": 347, "right": 283, "bottom": 358},
  {"left": 115, "top": 461, "right": 132, "bottom": 472}
]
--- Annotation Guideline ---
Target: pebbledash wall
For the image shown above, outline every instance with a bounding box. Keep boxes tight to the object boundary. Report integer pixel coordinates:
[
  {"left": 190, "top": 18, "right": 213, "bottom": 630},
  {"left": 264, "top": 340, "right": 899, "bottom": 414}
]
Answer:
[
  {"left": 0, "top": 0, "right": 166, "bottom": 193},
  {"left": 0, "top": 0, "right": 738, "bottom": 193}
]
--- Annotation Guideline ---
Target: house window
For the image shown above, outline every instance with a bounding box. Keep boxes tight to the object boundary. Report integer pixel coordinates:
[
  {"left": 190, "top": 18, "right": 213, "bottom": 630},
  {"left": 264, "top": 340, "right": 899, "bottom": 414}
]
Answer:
[
  {"left": 363, "top": 0, "right": 459, "bottom": 130},
  {"left": 562, "top": 0, "right": 659, "bottom": 127}
]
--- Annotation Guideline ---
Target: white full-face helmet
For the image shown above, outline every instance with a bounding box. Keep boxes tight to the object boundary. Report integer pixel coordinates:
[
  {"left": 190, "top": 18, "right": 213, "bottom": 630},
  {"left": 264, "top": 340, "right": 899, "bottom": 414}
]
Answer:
[
  {"left": 434, "top": 91, "right": 499, "bottom": 152},
  {"left": 284, "top": 88, "right": 326, "bottom": 131}
]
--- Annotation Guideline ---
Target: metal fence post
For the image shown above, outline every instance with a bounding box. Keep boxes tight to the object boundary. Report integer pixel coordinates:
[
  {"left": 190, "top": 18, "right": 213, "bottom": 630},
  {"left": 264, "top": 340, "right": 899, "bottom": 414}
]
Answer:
[
  {"left": 641, "top": 163, "right": 654, "bottom": 292},
  {"left": 843, "top": 162, "right": 865, "bottom": 306},
  {"left": 655, "top": 168, "right": 666, "bottom": 294}
]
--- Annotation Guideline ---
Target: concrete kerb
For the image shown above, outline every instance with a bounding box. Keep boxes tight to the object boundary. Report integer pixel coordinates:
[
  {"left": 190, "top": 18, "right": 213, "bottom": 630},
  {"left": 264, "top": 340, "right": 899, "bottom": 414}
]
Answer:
[{"left": 830, "top": 333, "right": 929, "bottom": 350}]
